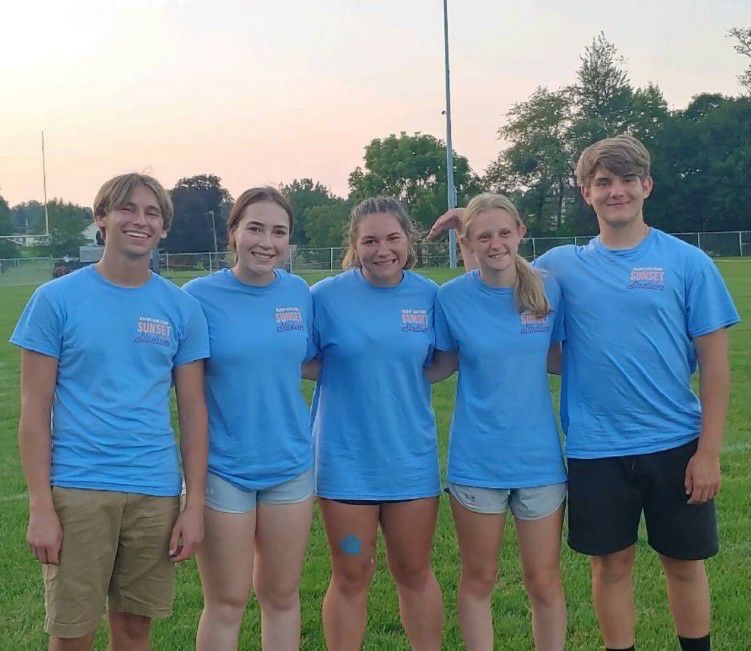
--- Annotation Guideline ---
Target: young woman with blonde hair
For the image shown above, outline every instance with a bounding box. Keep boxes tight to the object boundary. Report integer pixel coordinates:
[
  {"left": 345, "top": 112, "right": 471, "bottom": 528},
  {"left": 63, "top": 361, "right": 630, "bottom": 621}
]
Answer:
[{"left": 428, "top": 193, "right": 567, "bottom": 651}]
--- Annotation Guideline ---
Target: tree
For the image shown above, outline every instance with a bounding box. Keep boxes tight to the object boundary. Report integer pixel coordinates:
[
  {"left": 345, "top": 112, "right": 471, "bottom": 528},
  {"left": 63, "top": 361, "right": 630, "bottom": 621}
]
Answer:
[
  {"left": 280, "top": 179, "right": 340, "bottom": 246},
  {"left": 43, "top": 200, "right": 91, "bottom": 257},
  {"left": 304, "top": 199, "right": 350, "bottom": 248},
  {"left": 728, "top": 27, "right": 751, "bottom": 94},
  {"left": 0, "top": 194, "right": 19, "bottom": 259},
  {"left": 11, "top": 200, "right": 46, "bottom": 234},
  {"left": 164, "top": 175, "right": 232, "bottom": 253},
  {"left": 649, "top": 94, "right": 751, "bottom": 233},
  {"left": 485, "top": 88, "right": 574, "bottom": 232},
  {"left": 348, "top": 132, "right": 480, "bottom": 230}
]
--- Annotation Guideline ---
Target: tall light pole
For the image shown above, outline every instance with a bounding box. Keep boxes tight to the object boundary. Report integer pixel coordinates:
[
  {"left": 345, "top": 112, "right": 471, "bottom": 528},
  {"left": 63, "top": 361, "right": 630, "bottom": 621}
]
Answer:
[
  {"left": 443, "top": 0, "right": 458, "bottom": 268},
  {"left": 41, "top": 131, "right": 50, "bottom": 236},
  {"left": 208, "top": 209, "right": 218, "bottom": 252}
]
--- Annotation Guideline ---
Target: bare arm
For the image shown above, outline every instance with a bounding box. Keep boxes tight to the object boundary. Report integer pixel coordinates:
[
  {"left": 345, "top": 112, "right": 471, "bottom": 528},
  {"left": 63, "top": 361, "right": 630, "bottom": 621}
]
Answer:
[
  {"left": 18, "top": 349, "right": 62, "bottom": 564},
  {"left": 302, "top": 358, "right": 320, "bottom": 381},
  {"left": 547, "top": 343, "right": 562, "bottom": 375},
  {"left": 170, "top": 360, "right": 208, "bottom": 561},
  {"left": 685, "top": 329, "right": 730, "bottom": 504},
  {"left": 427, "top": 207, "right": 478, "bottom": 271},
  {"left": 425, "top": 350, "right": 458, "bottom": 384}
]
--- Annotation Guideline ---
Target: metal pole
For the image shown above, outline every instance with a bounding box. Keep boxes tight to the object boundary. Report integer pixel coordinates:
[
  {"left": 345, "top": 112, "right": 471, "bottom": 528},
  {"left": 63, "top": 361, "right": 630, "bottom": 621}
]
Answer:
[
  {"left": 41, "top": 131, "right": 50, "bottom": 236},
  {"left": 739, "top": 230, "right": 743, "bottom": 257},
  {"left": 443, "top": 0, "right": 457, "bottom": 268},
  {"left": 208, "top": 210, "right": 218, "bottom": 252},
  {"left": 330, "top": 247, "right": 334, "bottom": 272}
]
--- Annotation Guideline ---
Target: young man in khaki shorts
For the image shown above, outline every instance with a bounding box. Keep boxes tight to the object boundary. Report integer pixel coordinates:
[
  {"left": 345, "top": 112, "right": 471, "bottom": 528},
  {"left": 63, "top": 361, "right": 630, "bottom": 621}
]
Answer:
[{"left": 12, "top": 173, "right": 210, "bottom": 649}]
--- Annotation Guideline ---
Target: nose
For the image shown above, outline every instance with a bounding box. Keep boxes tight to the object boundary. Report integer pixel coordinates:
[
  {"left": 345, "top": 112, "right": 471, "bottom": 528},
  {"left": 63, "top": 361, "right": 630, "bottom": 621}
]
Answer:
[
  {"left": 609, "top": 180, "right": 626, "bottom": 197},
  {"left": 259, "top": 230, "right": 273, "bottom": 247}
]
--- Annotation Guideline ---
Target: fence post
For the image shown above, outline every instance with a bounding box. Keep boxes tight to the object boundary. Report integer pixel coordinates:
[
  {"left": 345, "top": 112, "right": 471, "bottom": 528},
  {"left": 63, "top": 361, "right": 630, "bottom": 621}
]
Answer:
[
  {"left": 532, "top": 237, "right": 537, "bottom": 260},
  {"left": 330, "top": 248, "right": 334, "bottom": 272},
  {"left": 165, "top": 252, "right": 170, "bottom": 274},
  {"left": 739, "top": 231, "right": 743, "bottom": 257},
  {"left": 697, "top": 231, "right": 702, "bottom": 252}
]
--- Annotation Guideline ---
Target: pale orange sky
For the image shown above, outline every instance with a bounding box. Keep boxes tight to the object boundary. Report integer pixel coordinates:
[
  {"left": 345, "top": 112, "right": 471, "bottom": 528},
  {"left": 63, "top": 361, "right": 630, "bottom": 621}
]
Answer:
[{"left": 1, "top": 0, "right": 748, "bottom": 208}]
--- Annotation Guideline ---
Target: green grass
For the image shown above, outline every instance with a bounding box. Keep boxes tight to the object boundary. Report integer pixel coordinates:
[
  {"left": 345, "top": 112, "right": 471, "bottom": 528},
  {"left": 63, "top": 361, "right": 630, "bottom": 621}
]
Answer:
[{"left": 1, "top": 262, "right": 749, "bottom": 649}]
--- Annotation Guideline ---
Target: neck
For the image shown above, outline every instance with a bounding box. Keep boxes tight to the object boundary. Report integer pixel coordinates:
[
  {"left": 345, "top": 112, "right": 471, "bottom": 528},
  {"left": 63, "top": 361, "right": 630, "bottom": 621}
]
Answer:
[
  {"left": 361, "top": 268, "right": 403, "bottom": 287},
  {"left": 598, "top": 218, "right": 650, "bottom": 250},
  {"left": 479, "top": 261, "right": 516, "bottom": 288},
  {"left": 232, "top": 265, "right": 275, "bottom": 286},
  {"left": 95, "top": 251, "right": 151, "bottom": 287}
]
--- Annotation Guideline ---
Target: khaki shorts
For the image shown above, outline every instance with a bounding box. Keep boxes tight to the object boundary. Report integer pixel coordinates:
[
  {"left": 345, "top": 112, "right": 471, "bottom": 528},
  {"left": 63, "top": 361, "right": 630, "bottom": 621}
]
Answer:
[{"left": 43, "top": 487, "right": 180, "bottom": 638}]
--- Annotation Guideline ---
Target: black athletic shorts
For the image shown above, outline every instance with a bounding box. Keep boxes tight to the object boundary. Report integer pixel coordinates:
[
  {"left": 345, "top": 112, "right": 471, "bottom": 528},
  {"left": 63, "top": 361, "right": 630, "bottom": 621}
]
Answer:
[{"left": 567, "top": 439, "right": 718, "bottom": 560}]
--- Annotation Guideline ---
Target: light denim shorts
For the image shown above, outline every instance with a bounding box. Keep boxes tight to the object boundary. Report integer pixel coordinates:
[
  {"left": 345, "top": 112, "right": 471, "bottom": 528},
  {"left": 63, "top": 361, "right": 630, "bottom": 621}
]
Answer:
[
  {"left": 447, "top": 481, "right": 567, "bottom": 520},
  {"left": 206, "top": 466, "right": 314, "bottom": 514}
]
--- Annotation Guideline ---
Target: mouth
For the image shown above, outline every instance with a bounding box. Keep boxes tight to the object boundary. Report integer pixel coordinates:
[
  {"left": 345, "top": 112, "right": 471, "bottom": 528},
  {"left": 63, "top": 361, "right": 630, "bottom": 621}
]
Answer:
[
  {"left": 124, "top": 230, "right": 150, "bottom": 240},
  {"left": 373, "top": 258, "right": 398, "bottom": 266},
  {"left": 250, "top": 251, "right": 275, "bottom": 262}
]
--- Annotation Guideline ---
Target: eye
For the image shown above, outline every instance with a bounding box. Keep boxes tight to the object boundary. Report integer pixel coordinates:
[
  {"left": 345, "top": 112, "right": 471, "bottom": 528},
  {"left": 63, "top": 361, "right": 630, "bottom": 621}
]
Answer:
[{"left": 248, "top": 224, "right": 262, "bottom": 233}]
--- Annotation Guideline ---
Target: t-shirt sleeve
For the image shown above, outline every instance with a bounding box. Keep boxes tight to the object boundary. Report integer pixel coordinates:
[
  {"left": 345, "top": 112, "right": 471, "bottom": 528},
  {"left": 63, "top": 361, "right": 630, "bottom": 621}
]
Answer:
[
  {"left": 684, "top": 254, "right": 740, "bottom": 338},
  {"left": 174, "top": 303, "right": 210, "bottom": 366},
  {"left": 434, "top": 292, "right": 458, "bottom": 352},
  {"left": 9, "top": 287, "right": 64, "bottom": 358}
]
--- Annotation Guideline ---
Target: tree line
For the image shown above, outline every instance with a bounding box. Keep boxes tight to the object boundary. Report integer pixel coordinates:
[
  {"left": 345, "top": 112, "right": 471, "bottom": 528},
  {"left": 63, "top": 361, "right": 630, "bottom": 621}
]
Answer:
[{"left": 1, "top": 30, "right": 749, "bottom": 257}]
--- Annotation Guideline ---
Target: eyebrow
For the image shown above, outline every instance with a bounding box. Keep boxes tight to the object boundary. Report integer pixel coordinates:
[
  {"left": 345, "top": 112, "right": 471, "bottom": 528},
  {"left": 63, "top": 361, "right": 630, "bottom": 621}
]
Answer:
[{"left": 247, "top": 221, "right": 288, "bottom": 228}]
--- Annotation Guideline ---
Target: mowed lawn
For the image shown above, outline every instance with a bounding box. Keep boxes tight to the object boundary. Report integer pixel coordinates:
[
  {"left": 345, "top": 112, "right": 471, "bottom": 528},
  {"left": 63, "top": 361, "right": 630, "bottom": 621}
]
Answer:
[{"left": 0, "top": 262, "right": 749, "bottom": 649}]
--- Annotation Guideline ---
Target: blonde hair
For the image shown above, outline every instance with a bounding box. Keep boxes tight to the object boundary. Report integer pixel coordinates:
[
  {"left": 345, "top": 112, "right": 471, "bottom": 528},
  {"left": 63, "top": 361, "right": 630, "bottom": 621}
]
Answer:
[
  {"left": 342, "top": 196, "right": 416, "bottom": 270},
  {"left": 575, "top": 134, "right": 651, "bottom": 188},
  {"left": 93, "top": 173, "right": 173, "bottom": 241},
  {"left": 461, "top": 193, "right": 550, "bottom": 319}
]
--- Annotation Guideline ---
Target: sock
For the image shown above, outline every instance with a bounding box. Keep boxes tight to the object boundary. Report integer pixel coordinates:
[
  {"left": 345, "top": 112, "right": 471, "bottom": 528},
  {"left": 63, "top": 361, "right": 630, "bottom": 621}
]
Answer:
[{"left": 678, "top": 634, "right": 710, "bottom": 651}]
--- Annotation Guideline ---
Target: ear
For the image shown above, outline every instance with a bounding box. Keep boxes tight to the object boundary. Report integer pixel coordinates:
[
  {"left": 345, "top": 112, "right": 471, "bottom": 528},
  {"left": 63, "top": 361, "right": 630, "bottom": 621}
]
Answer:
[
  {"left": 159, "top": 231, "right": 168, "bottom": 240},
  {"left": 641, "top": 176, "right": 653, "bottom": 199},
  {"left": 518, "top": 224, "right": 527, "bottom": 239},
  {"left": 459, "top": 234, "right": 474, "bottom": 254},
  {"left": 580, "top": 184, "right": 593, "bottom": 207}
]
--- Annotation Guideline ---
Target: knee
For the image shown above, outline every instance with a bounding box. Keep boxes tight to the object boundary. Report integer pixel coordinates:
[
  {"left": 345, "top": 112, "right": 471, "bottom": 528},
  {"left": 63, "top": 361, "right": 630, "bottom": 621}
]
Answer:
[
  {"left": 389, "top": 556, "right": 434, "bottom": 592},
  {"left": 111, "top": 612, "right": 151, "bottom": 642},
  {"left": 204, "top": 592, "right": 248, "bottom": 626},
  {"left": 523, "top": 568, "right": 564, "bottom": 608},
  {"left": 591, "top": 550, "right": 635, "bottom": 584},
  {"left": 331, "top": 557, "right": 376, "bottom": 597},
  {"left": 460, "top": 562, "right": 498, "bottom": 599},
  {"left": 662, "top": 557, "right": 706, "bottom": 584},
  {"left": 255, "top": 581, "right": 299, "bottom": 612}
]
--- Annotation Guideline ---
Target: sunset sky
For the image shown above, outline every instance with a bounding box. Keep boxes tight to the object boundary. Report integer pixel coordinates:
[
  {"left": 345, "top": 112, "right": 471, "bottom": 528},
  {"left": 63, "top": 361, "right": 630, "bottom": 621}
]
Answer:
[{"left": 1, "top": 0, "right": 748, "bottom": 209}]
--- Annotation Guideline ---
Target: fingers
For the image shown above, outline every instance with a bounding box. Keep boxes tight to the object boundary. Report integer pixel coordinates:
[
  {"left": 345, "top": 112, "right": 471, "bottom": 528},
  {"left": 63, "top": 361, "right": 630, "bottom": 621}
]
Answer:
[
  {"left": 168, "top": 525, "right": 182, "bottom": 561},
  {"left": 29, "top": 540, "right": 60, "bottom": 565}
]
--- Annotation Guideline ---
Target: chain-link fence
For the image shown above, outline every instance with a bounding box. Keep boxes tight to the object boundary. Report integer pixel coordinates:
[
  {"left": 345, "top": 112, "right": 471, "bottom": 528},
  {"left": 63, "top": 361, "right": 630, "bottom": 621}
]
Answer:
[{"left": 2, "top": 231, "right": 749, "bottom": 286}]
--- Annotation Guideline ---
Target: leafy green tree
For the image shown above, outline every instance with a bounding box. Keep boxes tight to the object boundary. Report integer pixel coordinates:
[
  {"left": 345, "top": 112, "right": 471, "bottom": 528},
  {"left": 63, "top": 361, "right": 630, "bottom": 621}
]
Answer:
[
  {"left": 649, "top": 94, "right": 751, "bottom": 232},
  {"left": 280, "top": 178, "right": 339, "bottom": 246},
  {"left": 348, "top": 132, "right": 480, "bottom": 229},
  {"left": 728, "top": 27, "right": 751, "bottom": 94},
  {"left": 485, "top": 88, "right": 574, "bottom": 232},
  {"left": 43, "top": 200, "right": 91, "bottom": 257},
  {"left": 11, "top": 200, "right": 46, "bottom": 234},
  {"left": 0, "top": 194, "right": 20, "bottom": 259},
  {"left": 304, "top": 199, "right": 350, "bottom": 248},
  {"left": 164, "top": 175, "right": 232, "bottom": 253}
]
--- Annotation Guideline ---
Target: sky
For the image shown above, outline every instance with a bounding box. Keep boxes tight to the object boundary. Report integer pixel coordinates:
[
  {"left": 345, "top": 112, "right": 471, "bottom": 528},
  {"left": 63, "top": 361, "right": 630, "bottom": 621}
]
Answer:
[{"left": 1, "top": 0, "right": 748, "bottom": 208}]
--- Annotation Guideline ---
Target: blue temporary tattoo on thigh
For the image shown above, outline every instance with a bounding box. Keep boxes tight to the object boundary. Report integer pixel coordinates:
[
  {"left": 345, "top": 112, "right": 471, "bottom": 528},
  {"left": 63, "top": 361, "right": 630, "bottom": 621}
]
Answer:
[{"left": 339, "top": 534, "right": 361, "bottom": 555}]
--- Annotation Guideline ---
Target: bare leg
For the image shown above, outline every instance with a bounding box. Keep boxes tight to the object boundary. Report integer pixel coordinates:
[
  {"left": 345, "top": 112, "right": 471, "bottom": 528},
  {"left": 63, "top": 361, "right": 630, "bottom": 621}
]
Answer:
[
  {"left": 380, "top": 498, "right": 443, "bottom": 651},
  {"left": 196, "top": 507, "right": 256, "bottom": 651},
  {"left": 449, "top": 496, "right": 505, "bottom": 651},
  {"left": 108, "top": 612, "right": 151, "bottom": 651},
  {"left": 590, "top": 545, "right": 637, "bottom": 650},
  {"left": 49, "top": 634, "right": 95, "bottom": 651},
  {"left": 516, "top": 507, "right": 566, "bottom": 651},
  {"left": 253, "top": 498, "right": 314, "bottom": 650},
  {"left": 659, "top": 555, "right": 711, "bottom": 639},
  {"left": 319, "top": 499, "right": 379, "bottom": 651}
]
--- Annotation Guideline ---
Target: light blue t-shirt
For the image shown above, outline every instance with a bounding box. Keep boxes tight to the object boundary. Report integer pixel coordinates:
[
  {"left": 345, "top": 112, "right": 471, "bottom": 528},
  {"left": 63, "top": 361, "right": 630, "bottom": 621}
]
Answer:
[
  {"left": 183, "top": 268, "right": 316, "bottom": 491},
  {"left": 10, "top": 265, "right": 210, "bottom": 496},
  {"left": 535, "top": 229, "right": 740, "bottom": 458},
  {"left": 435, "top": 270, "right": 567, "bottom": 488},
  {"left": 311, "top": 268, "right": 441, "bottom": 500}
]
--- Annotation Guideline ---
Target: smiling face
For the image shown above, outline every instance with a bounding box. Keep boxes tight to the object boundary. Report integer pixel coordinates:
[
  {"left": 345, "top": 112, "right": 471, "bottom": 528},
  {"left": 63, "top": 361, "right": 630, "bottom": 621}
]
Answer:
[
  {"left": 231, "top": 200, "right": 290, "bottom": 285},
  {"left": 354, "top": 212, "right": 410, "bottom": 287},
  {"left": 462, "top": 207, "right": 525, "bottom": 285},
  {"left": 581, "top": 166, "right": 653, "bottom": 230},
  {"left": 95, "top": 183, "right": 166, "bottom": 260}
]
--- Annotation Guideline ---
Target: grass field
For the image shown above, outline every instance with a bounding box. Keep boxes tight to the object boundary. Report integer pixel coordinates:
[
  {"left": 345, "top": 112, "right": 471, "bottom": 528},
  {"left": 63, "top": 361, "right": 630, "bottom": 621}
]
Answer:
[{"left": 1, "top": 262, "right": 749, "bottom": 649}]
